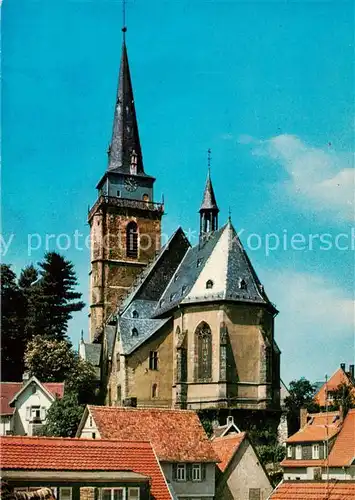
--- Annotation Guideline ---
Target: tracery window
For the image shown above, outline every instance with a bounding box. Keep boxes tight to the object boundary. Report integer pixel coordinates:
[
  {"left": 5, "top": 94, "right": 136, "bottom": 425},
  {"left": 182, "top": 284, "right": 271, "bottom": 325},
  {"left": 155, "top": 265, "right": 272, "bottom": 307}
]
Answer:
[
  {"left": 126, "top": 221, "right": 138, "bottom": 258},
  {"left": 195, "top": 322, "right": 212, "bottom": 381}
]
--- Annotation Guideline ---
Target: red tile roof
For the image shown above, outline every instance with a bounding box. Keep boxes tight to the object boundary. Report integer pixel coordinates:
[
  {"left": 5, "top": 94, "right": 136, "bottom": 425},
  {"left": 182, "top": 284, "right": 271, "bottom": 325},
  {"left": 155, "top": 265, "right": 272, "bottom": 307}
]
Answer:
[
  {"left": 328, "top": 409, "right": 355, "bottom": 466},
  {"left": 281, "top": 459, "right": 326, "bottom": 468},
  {"left": 0, "top": 436, "right": 172, "bottom": 500},
  {"left": 270, "top": 480, "right": 355, "bottom": 499},
  {"left": 0, "top": 381, "right": 64, "bottom": 416},
  {"left": 286, "top": 412, "right": 341, "bottom": 443},
  {"left": 1, "top": 384, "right": 22, "bottom": 415},
  {"left": 86, "top": 406, "right": 219, "bottom": 463},
  {"left": 314, "top": 368, "right": 355, "bottom": 406},
  {"left": 211, "top": 432, "right": 246, "bottom": 472}
]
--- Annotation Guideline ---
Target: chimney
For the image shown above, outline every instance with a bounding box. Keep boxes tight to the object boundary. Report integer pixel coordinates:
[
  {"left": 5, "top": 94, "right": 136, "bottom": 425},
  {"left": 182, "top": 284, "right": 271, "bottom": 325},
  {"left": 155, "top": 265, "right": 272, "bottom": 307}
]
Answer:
[
  {"left": 340, "top": 363, "right": 346, "bottom": 371},
  {"left": 300, "top": 408, "right": 308, "bottom": 429},
  {"left": 349, "top": 364, "right": 354, "bottom": 381},
  {"left": 227, "top": 415, "right": 234, "bottom": 426},
  {"left": 22, "top": 371, "right": 30, "bottom": 383}
]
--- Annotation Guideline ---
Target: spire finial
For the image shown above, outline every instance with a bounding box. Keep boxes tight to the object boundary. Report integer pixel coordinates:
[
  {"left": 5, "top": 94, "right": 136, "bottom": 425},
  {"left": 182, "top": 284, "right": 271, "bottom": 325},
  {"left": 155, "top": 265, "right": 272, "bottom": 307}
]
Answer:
[
  {"left": 80, "top": 329, "right": 84, "bottom": 342},
  {"left": 207, "top": 148, "right": 212, "bottom": 172},
  {"left": 122, "top": 0, "right": 127, "bottom": 39},
  {"left": 228, "top": 206, "right": 232, "bottom": 221}
]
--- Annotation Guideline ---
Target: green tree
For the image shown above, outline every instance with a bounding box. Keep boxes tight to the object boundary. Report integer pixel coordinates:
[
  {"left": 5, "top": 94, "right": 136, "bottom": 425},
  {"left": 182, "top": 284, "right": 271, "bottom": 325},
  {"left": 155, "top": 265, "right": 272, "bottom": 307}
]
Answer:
[
  {"left": 0, "top": 265, "right": 26, "bottom": 381},
  {"left": 35, "top": 252, "right": 85, "bottom": 340},
  {"left": 284, "top": 377, "right": 320, "bottom": 434},
  {"left": 42, "top": 393, "right": 85, "bottom": 437},
  {"left": 330, "top": 382, "right": 355, "bottom": 416}
]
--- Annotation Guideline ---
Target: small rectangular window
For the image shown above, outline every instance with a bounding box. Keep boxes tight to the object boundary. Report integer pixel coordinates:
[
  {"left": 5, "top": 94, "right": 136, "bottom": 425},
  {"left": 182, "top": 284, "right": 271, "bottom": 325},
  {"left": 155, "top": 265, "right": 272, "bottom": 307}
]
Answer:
[
  {"left": 295, "top": 445, "right": 302, "bottom": 460},
  {"left": 60, "top": 488, "right": 72, "bottom": 500},
  {"left": 176, "top": 463, "right": 186, "bottom": 481},
  {"left": 92, "top": 432, "right": 96, "bottom": 439},
  {"left": 117, "top": 190, "right": 121, "bottom": 197},
  {"left": 312, "top": 443, "right": 320, "bottom": 459},
  {"left": 192, "top": 463, "right": 201, "bottom": 481},
  {"left": 128, "top": 488, "right": 139, "bottom": 500},
  {"left": 116, "top": 353, "right": 121, "bottom": 371},
  {"left": 149, "top": 351, "right": 158, "bottom": 371}
]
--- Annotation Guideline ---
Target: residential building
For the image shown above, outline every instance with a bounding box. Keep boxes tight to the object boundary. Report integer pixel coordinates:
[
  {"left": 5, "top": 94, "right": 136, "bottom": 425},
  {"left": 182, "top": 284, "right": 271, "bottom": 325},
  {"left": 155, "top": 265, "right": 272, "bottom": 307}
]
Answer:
[
  {"left": 0, "top": 376, "right": 64, "bottom": 436},
  {"left": 76, "top": 406, "right": 219, "bottom": 500},
  {"left": 211, "top": 428, "right": 272, "bottom": 500},
  {"left": 281, "top": 409, "right": 355, "bottom": 481},
  {"left": 1, "top": 435, "right": 172, "bottom": 500},
  {"left": 83, "top": 27, "right": 281, "bottom": 413},
  {"left": 314, "top": 363, "right": 355, "bottom": 407},
  {"left": 268, "top": 480, "right": 355, "bottom": 499}
]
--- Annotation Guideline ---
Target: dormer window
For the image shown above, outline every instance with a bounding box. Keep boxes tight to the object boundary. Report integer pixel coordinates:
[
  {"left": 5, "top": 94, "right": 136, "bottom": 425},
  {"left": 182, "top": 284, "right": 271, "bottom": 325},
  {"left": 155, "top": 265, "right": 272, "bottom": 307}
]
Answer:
[
  {"left": 132, "top": 310, "right": 139, "bottom": 319},
  {"left": 131, "top": 328, "right": 138, "bottom": 337},
  {"left": 159, "top": 299, "right": 165, "bottom": 308},
  {"left": 312, "top": 443, "right": 320, "bottom": 459},
  {"left": 170, "top": 293, "right": 176, "bottom": 302},
  {"left": 197, "top": 258, "right": 203, "bottom": 268},
  {"left": 206, "top": 280, "right": 214, "bottom": 289},
  {"left": 181, "top": 285, "right": 187, "bottom": 295},
  {"left": 239, "top": 278, "right": 247, "bottom": 290},
  {"left": 295, "top": 445, "right": 302, "bottom": 460}
]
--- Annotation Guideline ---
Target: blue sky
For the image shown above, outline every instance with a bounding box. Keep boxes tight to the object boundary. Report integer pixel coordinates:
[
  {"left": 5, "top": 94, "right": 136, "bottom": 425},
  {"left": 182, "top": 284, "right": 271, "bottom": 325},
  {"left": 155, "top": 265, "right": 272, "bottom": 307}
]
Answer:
[{"left": 2, "top": 0, "right": 354, "bottom": 385}]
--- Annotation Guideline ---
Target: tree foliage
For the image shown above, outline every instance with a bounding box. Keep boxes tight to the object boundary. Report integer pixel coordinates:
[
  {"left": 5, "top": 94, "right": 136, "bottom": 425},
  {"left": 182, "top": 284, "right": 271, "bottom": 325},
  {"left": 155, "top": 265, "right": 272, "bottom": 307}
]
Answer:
[
  {"left": 1, "top": 253, "right": 85, "bottom": 381},
  {"left": 0, "top": 265, "right": 27, "bottom": 381},
  {"left": 328, "top": 382, "right": 355, "bottom": 416},
  {"left": 41, "top": 393, "right": 85, "bottom": 437},
  {"left": 34, "top": 252, "right": 85, "bottom": 340},
  {"left": 284, "top": 377, "right": 320, "bottom": 434}
]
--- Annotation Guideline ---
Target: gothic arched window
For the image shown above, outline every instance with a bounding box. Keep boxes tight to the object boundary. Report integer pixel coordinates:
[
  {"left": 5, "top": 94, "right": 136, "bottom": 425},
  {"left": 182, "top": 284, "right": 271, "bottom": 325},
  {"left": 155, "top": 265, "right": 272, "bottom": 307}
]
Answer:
[
  {"left": 206, "top": 279, "right": 214, "bottom": 289},
  {"left": 195, "top": 322, "right": 212, "bottom": 381},
  {"left": 152, "top": 383, "right": 158, "bottom": 398},
  {"left": 126, "top": 221, "right": 138, "bottom": 258}
]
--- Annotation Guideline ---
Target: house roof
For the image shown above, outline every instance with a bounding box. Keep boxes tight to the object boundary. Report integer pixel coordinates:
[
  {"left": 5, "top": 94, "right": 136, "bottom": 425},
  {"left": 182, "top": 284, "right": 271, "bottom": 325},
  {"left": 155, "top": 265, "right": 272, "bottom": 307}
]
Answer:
[
  {"left": 269, "top": 480, "right": 355, "bottom": 499},
  {"left": 314, "top": 367, "right": 355, "bottom": 406},
  {"left": 211, "top": 432, "right": 246, "bottom": 472},
  {"left": 0, "top": 436, "right": 172, "bottom": 500},
  {"left": 286, "top": 412, "right": 341, "bottom": 443},
  {"left": 1, "top": 381, "right": 64, "bottom": 416},
  {"left": 83, "top": 406, "right": 219, "bottom": 463},
  {"left": 328, "top": 409, "right": 355, "bottom": 467},
  {"left": 281, "top": 459, "right": 326, "bottom": 468}
]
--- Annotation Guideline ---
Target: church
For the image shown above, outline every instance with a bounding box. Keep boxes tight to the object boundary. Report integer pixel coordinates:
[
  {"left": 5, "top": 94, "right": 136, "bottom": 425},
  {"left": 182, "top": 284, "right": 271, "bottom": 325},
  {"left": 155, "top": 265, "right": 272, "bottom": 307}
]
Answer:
[{"left": 81, "top": 30, "right": 281, "bottom": 412}]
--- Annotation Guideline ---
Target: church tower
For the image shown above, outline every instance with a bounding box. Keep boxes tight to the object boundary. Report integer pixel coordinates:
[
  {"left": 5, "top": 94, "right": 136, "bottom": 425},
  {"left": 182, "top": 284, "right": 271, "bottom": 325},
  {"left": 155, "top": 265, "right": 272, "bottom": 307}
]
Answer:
[{"left": 88, "top": 30, "right": 164, "bottom": 341}]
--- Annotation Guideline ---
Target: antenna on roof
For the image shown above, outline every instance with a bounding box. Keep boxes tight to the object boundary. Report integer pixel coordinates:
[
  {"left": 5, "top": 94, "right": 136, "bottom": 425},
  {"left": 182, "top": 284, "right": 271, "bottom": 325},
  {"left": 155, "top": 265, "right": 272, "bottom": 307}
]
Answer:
[{"left": 122, "top": 0, "right": 127, "bottom": 39}]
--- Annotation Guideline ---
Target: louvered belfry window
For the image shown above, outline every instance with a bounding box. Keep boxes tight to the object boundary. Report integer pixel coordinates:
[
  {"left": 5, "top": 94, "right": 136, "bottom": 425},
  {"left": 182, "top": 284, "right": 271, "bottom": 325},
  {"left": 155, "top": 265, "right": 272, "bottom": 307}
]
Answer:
[
  {"left": 195, "top": 322, "right": 212, "bottom": 381},
  {"left": 126, "top": 221, "right": 138, "bottom": 258}
]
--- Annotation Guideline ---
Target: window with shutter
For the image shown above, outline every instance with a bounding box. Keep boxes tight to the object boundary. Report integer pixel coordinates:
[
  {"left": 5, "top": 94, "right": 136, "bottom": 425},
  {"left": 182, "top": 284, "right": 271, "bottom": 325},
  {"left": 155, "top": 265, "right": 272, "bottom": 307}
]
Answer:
[
  {"left": 201, "top": 463, "right": 206, "bottom": 481},
  {"left": 186, "top": 464, "right": 192, "bottom": 481},
  {"left": 172, "top": 463, "right": 178, "bottom": 481},
  {"left": 40, "top": 407, "right": 46, "bottom": 421}
]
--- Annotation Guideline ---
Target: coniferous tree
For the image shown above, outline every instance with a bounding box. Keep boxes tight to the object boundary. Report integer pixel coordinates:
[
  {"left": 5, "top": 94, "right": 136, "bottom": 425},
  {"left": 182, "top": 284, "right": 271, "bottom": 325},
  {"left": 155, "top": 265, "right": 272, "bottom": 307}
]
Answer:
[
  {"left": 18, "top": 264, "right": 40, "bottom": 341},
  {"left": 0, "top": 265, "right": 26, "bottom": 380},
  {"left": 35, "top": 252, "right": 85, "bottom": 340}
]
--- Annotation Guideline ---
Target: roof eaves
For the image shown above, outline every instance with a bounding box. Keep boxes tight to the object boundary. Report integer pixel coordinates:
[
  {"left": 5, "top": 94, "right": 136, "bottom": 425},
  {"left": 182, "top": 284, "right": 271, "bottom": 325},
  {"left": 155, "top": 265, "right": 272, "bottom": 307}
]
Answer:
[{"left": 9, "top": 376, "right": 55, "bottom": 407}]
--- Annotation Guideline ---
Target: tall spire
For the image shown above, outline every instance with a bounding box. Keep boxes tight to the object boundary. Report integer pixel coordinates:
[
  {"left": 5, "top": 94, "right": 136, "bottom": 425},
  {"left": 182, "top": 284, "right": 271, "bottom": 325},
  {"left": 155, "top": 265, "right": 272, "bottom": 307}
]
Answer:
[
  {"left": 199, "top": 159, "right": 219, "bottom": 237},
  {"left": 108, "top": 31, "right": 144, "bottom": 174}
]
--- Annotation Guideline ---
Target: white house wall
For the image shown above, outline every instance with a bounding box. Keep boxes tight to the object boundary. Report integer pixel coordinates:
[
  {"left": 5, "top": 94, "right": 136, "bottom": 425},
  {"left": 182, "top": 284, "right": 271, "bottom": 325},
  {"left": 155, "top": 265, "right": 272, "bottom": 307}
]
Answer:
[
  {"left": 79, "top": 413, "right": 101, "bottom": 439},
  {"left": 13, "top": 384, "right": 53, "bottom": 435}
]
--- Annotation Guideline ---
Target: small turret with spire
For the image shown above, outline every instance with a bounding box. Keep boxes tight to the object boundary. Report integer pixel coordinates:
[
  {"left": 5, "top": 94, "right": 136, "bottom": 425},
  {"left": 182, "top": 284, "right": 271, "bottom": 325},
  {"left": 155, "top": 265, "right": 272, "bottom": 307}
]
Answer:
[{"left": 199, "top": 150, "right": 219, "bottom": 239}]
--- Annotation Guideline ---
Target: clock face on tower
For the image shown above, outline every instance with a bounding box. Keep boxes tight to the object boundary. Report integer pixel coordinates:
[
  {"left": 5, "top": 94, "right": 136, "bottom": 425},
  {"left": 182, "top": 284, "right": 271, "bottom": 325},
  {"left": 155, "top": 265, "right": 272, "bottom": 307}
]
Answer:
[{"left": 124, "top": 176, "right": 138, "bottom": 192}]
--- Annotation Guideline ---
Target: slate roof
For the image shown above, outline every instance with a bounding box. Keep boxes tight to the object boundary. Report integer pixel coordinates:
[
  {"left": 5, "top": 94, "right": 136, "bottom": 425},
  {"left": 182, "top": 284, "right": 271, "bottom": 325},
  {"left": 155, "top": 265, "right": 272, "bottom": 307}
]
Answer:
[
  {"left": 88, "top": 220, "right": 275, "bottom": 357},
  {"left": 211, "top": 432, "right": 246, "bottom": 472},
  {"left": 199, "top": 170, "right": 219, "bottom": 211},
  {"left": 84, "top": 406, "right": 219, "bottom": 463},
  {"left": 1, "top": 436, "right": 172, "bottom": 500},
  {"left": 1, "top": 380, "right": 64, "bottom": 416},
  {"left": 118, "top": 317, "right": 171, "bottom": 355},
  {"left": 285, "top": 411, "right": 341, "bottom": 443},
  {"left": 314, "top": 367, "right": 355, "bottom": 406},
  {"left": 328, "top": 409, "right": 355, "bottom": 466},
  {"left": 81, "top": 343, "right": 101, "bottom": 366},
  {"left": 155, "top": 221, "right": 273, "bottom": 317},
  {"left": 269, "top": 480, "right": 355, "bottom": 499}
]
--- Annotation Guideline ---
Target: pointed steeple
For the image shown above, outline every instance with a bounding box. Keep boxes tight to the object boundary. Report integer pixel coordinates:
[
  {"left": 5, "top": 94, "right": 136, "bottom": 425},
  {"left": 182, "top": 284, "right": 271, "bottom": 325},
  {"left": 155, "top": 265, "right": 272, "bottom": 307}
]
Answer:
[
  {"left": 108, "top": 37, "right": 144, "bottom": 174},
  {"left": 199, "top": 169, "right": 219, "bottom": 237}
]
